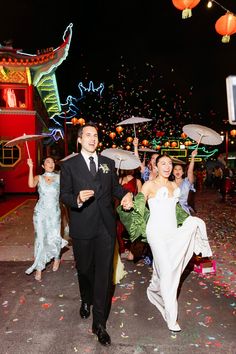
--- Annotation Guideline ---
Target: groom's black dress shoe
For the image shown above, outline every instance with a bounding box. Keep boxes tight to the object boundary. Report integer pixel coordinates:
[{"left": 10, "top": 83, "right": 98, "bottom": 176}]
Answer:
[
  {"left": 92, "top": 324, "right": 111, "bottom": 346},
  {"left": 80, "top": 302, "right": 90, "bottom": 319}
]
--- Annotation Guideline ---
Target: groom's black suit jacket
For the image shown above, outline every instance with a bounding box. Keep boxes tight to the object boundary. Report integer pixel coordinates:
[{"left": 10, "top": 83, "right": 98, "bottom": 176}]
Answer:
[{"left": 60, "top": 153, "right": 127, "bottom": 239}]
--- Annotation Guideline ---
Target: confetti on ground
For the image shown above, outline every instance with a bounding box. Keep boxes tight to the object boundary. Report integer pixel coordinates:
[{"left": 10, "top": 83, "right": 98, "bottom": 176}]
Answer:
[{"left": 41, "top": 303, "right": 52, "bottom": 309}]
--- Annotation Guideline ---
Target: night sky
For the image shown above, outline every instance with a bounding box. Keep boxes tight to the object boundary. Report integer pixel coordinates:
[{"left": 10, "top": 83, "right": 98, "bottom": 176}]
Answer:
[{"left": 1, "top": 0, "right": 236, "bottom": 133}]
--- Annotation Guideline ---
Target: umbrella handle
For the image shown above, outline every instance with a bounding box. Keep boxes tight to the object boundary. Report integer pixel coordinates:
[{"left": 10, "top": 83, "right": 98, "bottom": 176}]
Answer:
[
  {"left": 197, "top": 134, "right": 204, "bottom": 148},
  {"left": 25, "top": 141, "right": 31, "bottom": 159},
  {"left": 133, "top": 123, "right": 136, "bottom": 138},
  {"left": 117, "top": 158, "right": 122, "bottom": 175}
]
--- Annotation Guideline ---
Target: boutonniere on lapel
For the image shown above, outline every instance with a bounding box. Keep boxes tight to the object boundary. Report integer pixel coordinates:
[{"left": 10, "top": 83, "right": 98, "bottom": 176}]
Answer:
[{"left": 99, "top": 163, "right": 110, "bottom": 174}]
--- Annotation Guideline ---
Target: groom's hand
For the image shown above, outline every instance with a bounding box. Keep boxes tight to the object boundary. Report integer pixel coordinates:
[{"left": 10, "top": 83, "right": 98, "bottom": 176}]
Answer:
[{"left": 77, "top": 190, "right": 95, "bottom": 204}]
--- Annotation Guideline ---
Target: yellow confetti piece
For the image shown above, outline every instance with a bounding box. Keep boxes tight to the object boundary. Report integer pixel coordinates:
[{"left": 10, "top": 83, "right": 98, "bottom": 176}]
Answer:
[
  {"left": 148, "top": 317, "right": 154, "bottom": 320},
  {"left": 120, "top": 322, "right": 124, "bottom": 328}
]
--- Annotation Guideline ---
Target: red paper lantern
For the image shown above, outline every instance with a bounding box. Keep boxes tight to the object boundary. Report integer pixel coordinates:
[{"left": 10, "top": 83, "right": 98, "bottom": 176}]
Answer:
[
  {"left": 156, "top": 131, "right": 165, "bottom": 137},
  {"left": 71, "top": 117, "right": 78, "bottom": 125},
  {"left": 116, "top": 126, "right": 123, "bottom": 134},
  {"left": 109, "top": 132, "right": 116, "bottom": 139},
  {"left": 172, "top": 0, "right": 200, "bottom": 19},
  {"left": 215, "top": 12, "right": 236, "bottom": 43}
]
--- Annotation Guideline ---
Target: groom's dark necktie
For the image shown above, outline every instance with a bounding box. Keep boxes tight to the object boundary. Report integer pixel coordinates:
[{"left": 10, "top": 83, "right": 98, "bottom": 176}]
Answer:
[{"left": 89, "top": 156, "right": 96, "bottom": 176}]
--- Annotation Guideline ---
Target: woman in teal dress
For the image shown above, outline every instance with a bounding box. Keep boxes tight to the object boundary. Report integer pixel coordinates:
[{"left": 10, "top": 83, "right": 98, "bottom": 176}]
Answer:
[{"left": 25, "top": 157, "right": 68, "bottom": 281}]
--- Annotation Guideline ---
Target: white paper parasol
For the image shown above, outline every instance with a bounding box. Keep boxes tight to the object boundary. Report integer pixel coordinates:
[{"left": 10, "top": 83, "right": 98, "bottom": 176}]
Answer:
[
  {"left": 4, "top": 133, "right": 46, "bottom": 159},
  {"left": 183, "top": 124, "right": 222, "bottom": 147},
  {"left": 116, "top": 116, "right": 152, "bottom": 137},
  {"left": 138, "top": 146, "right": 158, "bottom": 160},
  {"left": 171, "top": 157, "right": 186, "bottom": 165},
  {"left": 101, "top": 148, "right": 141, "bottom": 173},
  {"left": 60, "top": 152, "right": 78, "bottom": 162},
  {"left": 138, "top": 147, "right": 157, "bottom": 153}
]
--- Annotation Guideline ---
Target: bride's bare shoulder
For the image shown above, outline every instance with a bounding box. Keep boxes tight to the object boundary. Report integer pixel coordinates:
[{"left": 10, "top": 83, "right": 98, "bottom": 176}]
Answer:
[
  {"left": 170, "top": 181, "right": 178, "bottom": 189},
  {"left": 142, "top": 180, "right": 155, "bottom": 190}
]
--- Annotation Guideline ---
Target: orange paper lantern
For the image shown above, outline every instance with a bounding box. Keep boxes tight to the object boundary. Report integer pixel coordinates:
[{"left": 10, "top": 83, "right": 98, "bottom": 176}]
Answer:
[
  {"left": 109, "top": 132, "right": 116, "bottom": 139},
  {"left": 116, "top": 126, "right": 124, "bottom": 134},
  {"left": 171, "top": 141, "right": 177, "bottom": 148},
  {"left": 142, "top": 139, "right": 149, "bottom": 146},
  {"left": 126, "top": 137, "right": 133, "bottom": 143},
  {"left": 181, "top": 132, "right": 187, "bottom": 139},
  {"left": 71, "top": 117, "right": 78, "bottom": 125},
  {"left": 77, "top": 118, "right": 85, "bottom": 125},
  {"left": 185, "top": 140, "right": 192, "bottom": 146},
  {"left": 172, "top": 0, "right": 201, "bottom": 19},
  {"left": 215, "top": 12, "right": 236, "bottom": 43},
  {"left": 126, "top": 145, "right": 131, "bottom": 150},
  {"left": 230, "top": 129, "right": 236, "bottom": 137}
]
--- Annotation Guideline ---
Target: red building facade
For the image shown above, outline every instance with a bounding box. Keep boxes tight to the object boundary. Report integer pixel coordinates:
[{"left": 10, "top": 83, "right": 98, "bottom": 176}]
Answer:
[{"left": 0, "top": 24, "right": 73, "bottom": 193}]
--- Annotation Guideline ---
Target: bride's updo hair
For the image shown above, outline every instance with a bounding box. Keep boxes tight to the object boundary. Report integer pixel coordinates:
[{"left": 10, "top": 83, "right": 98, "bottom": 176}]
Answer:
[{"left": 156, "top": 153, "right": 172, "bottom": 165}]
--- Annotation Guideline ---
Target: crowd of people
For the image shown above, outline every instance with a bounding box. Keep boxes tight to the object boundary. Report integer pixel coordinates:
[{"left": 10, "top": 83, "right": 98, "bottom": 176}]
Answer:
[{"left": 25, "top": 122, "right": 217, "bottom": 346}]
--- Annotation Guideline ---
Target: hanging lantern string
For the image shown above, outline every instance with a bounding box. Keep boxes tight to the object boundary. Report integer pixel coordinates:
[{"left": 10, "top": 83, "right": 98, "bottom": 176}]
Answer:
[{"left": 207, "top": 0, "right": 234, "bottom": 14}]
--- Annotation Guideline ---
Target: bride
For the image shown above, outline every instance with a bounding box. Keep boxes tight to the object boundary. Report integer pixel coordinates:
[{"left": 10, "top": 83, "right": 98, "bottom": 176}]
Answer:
[{"left": 119, "top": 154, "right": 212, "bottom": 332}]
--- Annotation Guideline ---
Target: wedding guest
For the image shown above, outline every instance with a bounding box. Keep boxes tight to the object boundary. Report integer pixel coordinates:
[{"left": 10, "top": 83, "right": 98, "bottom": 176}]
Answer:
[
  {"left": 60, "top": 122, "right": 133, "bottom": 346},
  {"left": 133, "top": 137, "right": 158, "bottom": 181},
  {"left": 117, "top": 168, "right": 143, "bottom": 261},
  {"left": 172, "top": 148, "right": 197, "bottom": 214},
  {"left": 25, "top": 157, "right": 68, "bottom": 281}
]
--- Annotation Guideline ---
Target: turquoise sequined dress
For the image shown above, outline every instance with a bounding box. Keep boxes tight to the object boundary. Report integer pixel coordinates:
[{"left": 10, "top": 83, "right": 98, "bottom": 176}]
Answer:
[{"left": 25, "top": 172, "right": 68, "bottom": 274}]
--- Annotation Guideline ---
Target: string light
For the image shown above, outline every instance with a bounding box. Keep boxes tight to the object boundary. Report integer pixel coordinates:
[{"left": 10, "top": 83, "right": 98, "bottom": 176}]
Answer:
[
  {"left": 173, "top": 0, "right": 236, "bottom": 42},
  {"left": 207, "top": 1, "right": 213, "bottom": 9},
  {"left": 206, "top": 0, "right": 230, "bottom": 13}
]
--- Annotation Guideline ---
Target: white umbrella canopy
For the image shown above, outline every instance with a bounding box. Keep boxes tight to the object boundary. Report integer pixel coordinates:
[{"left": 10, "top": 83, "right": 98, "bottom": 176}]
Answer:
[
  {"left": 4, "top": 133, "right": 46, "bottom": 159},
  {"left": 138, "top": 147, "right": 157, "bottom": 153},
  {"left": 59, "top": 152, "right": 78, "bottom": 162},
  {"left": 116, "top": 116, "right": 152, "bottom": 137},
  {"left": 101, "top": 148, "right": 141, "bottom": 172},
  {"left": 171, "top": 157, "right": 186, "bottom": 165},
  {"left": 183, "top": 124, "right": 222, "bottom": 147}
]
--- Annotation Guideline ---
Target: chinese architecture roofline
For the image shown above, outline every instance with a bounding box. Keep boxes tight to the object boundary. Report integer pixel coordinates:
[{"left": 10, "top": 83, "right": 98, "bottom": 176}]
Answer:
[
  {"left": 0, "top": 23, "right": 73, "bottom": 74},
  {"left": 0, "top": 23, "right": 73, "bottom": 118}
]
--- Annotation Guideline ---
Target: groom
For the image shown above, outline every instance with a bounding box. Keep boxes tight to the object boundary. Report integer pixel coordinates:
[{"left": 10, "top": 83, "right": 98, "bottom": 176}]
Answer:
[{"left": 60, "top": 122, "right": 132, "bottom": 346}]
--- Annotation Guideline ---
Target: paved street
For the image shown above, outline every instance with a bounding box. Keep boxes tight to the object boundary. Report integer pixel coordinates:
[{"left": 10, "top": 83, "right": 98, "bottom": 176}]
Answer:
[{"left": 0, "top": 189, "right": 236, "bottom": 354}]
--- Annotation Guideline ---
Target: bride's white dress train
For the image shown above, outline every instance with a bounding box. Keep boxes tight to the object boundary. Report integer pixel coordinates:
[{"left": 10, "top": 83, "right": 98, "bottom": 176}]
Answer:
[{"left": 146, "top": 187, "right": 212, "bottom": 331}]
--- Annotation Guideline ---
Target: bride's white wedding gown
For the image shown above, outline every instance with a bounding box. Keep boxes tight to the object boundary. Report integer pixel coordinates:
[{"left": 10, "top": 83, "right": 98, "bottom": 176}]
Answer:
[{"left": 146, "top": 187, "right": 212, "bottom": 331}]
